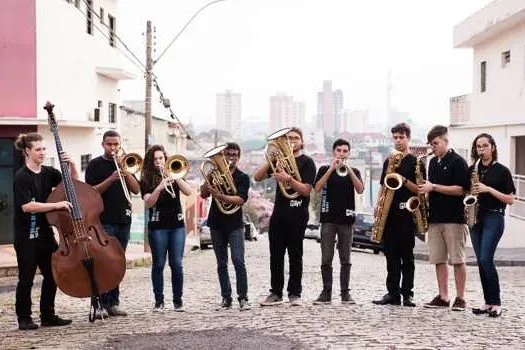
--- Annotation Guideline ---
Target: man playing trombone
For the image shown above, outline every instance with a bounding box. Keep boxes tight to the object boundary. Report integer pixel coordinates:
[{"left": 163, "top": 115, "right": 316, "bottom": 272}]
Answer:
[
  {"left": 313, "top": 138, "right": 363, "bottom": 305},
  {"left": 85, "top": 130, "right": 140, "bottom": 318}
]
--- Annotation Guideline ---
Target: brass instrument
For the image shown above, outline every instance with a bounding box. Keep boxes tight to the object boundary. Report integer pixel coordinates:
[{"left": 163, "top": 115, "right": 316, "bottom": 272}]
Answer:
[
  {"left": 335, "top": 158, "right": 350, "bottom": 177},
  {"left": 405, "top": 152, "right": 432, "bottom": 234},
  {"left": 200, "top": 144, "right": 241, "bottom": 215},
  {"left": 372, "top": 150, "right": 405, "bottom": 243},
  {"left": 113, "top": 148, "right": 142, "bottom": 204},
  {"left": 159, "top": 154, "right": 189, "bottom": 198},
  {"left": 265, "top": 127, "right": 302, "bottom": 199},
  {"left": 464, "top": 159, "right": 481, "bottom": 227}
]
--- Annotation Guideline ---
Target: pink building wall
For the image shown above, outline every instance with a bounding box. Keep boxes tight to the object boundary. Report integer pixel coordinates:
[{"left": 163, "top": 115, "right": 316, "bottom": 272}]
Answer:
[{"left": 0, "top": 0, "right": 36, "bottom": 118}]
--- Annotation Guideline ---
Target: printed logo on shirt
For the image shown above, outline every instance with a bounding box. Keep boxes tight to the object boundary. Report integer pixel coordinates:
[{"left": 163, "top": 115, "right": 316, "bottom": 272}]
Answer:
[
  {"left": 125, "top": 209, "right": 132, "bottom": 217},
  {"left": 29, "top": 197, "right": 39, "bottom": 239},
  {"left": 177, "top": 213, "right": 183, "bottom": 221},
  {"left": 289, "top": 199, "right": 303, "bottom": 208},
  {"left": 321, "top": 185, "right": 329, "bottom": 213},
  {"left": 150, "top": 207, "right": 160, "bottom": 222},
  {"left": 345, "top": 209, "right": 355, "bottom": 217}
]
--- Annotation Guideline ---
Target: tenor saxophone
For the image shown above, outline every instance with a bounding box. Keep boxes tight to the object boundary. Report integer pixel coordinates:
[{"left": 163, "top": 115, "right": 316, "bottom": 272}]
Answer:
[
  {"left": 405, "top": 153, "right": 431, "bottom": 234},
  {"left": 372, "top": 150, "right": 405, "bottom": 243}
]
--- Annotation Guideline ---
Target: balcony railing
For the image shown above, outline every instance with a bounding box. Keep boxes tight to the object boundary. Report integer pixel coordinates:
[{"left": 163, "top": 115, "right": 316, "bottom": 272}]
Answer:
[
  {"left": 509, "top": 174, "right": 525, "bottom": 220},
  {"left": 450, "top": 94, "right": 471, "bottom": 125}
]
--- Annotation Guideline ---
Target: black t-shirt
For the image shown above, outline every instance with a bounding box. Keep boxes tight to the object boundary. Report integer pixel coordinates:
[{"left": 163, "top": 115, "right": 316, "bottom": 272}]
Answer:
[
  {"left": 14, "top": 165, "right": 62, "bottom": 241},
  {"left": 468, "top": 161, "right": 516, "bottom": 213},
  {"left": 314, "top": 165, "right": 362, "bottom": 224},
  {"left": 207, "top": 168, "right": 250, "bottom": 232},
  {"left": 428, "top": 149, "right": 470, "bottom": 224},
  {"left": 85, "top": 156, "right": 133, "bottom": 224},
  {"left": 379, "top": 153, "right": 419, "bottom": 204},
  {"left": 140, "top": 180, "right": 185, "bottom": 230},
  {"left": 272, "top": 154, "right": 316, "bottom": 218}
]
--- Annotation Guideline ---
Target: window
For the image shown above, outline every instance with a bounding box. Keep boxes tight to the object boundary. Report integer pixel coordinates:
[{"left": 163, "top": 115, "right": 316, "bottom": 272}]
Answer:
[
  {"left": 502, "top": 50, "right": 511, "bottom": 67},
  {"left": 480, "top": 61, "right": 486, "bottom": 92},
  {"left": 86, "top": 0, "right": 93, "bottom": 35},
  {"left": 99, "top": 7, "right": 104, "bottom": 24},
  {"left": 93, "top": 108, "right": 100, "bottom": 122},
  {"left": 81, "top": 154, "right": 92, "bottom": 171},
  {"left": 108, "top": 15, "right": 116, "bottom": 47},
  {"left": 108, "top": 103, "right": 117, "bottom": 123}
]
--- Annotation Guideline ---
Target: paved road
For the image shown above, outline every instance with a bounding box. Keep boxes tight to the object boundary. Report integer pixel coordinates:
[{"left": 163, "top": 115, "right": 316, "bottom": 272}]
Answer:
[{"left": 1, "top": 236, "right": 524, "bottom": 349}]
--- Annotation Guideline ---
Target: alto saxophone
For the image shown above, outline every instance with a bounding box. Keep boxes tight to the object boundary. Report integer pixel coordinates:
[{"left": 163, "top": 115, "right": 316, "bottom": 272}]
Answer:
[
  {"left": 405, "top": 153, "right": 431, "bottom": 234},
  {"left": 464, "top": 159, "right": 481, "bottom": 227},
  {"left": 372, "top": 150, "right": 405, "bottom": 243}
]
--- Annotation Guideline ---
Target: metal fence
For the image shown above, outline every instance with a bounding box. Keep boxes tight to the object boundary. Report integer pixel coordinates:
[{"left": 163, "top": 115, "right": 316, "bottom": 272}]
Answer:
[{"left": 509, "top": 174, "right": 525, "bottom": 220}]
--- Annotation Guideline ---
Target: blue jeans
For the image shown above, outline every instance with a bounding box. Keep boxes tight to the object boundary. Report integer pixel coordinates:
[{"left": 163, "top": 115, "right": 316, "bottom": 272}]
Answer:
[
  {"left": 210, "top": 227, "right": 248, "bottom": 300},
  {"left": 148, "top": 228, "right": 185, "bottom": 305},
  {"left": 101, "top": 223, "right": 130, "bottom": 307},
  {"left": 470, "top": 212, "right": 504, "bottom": 305}
]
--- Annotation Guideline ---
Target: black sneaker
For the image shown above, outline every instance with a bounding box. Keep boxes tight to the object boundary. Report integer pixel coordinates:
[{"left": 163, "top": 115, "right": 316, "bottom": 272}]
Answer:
[
  {"left": 239, "top": 297, "right": 251, "bottom": 311},
  {"left": 153, "top": 302, "right": 165, "bottom": 312},
  {"left": 174, "top": 301, "right": 185, "bottom": 312},
  {"left": 216, "top": 297, "right": 232, "bottom": 310},
  {"left": 313, "top": 292, "right": 331, "bottom": 305},
  {"left": 341, "top": 291, "right": 356, "bottom": 305},
  {"left": 423, "top": 295, "right": 450, "bottom": 308},
  {"left": 259, "top": 293, "right": 283, "bottom": 306},
  {"left": 18, "top": 318, "right": 38, "bottom": 330},
  {"left": 372, "top": 293, "right": 401, "bottom": 305},
  {"left": 451, "top": 297, "right": 466, "bottom": 311},
  {"left": 107, "top": 305, "right": 127, "bottom": 317},
  {"left": 403, "top": 295, "right": 416, "bottom": 307},
  {"left": 40, "top": 315, "right": 72, "bottom": 327}
]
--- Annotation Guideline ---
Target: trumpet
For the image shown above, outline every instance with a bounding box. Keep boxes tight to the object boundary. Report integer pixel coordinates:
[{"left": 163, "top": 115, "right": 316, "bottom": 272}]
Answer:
[
  {"left": 112, "top": 148, "right": 143, "bottom": 204},
  {"left": 159, "top": 154, "right": 189, "bottom": 198},
  {"left": 335, "top": 158, "right": 350, "bottom": 177}
]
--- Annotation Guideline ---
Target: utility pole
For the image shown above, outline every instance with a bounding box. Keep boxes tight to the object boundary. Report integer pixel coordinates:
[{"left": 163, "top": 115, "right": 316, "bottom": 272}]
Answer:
[{"left": 143, "top": 20, "right": 153, "bottom": 252}]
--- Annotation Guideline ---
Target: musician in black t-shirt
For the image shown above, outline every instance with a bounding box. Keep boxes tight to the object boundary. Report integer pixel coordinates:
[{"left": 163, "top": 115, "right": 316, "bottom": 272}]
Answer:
[
  {"left": 200, "top": 143, "right": 251, "bottom": 310},
  {"left": 372, "top": 123, "right": 420, "bottom": 307},
  {"left": 254, "top": 127, "right": 316, "bottom": 307},
  {"left": 312, "top": 138, "right": 364, "bottom": 305},
  {"left": 13, "top": 133, "right": 76, "bottom": 330},
  {"left": 85, "top": 130, "right": 140, "bottom": 317},
  {"left": 468, "top": 134, "right": 515, "bottom": 318},
  {"left": 140, "top": 145, "right": 192, "bottom": 312}
]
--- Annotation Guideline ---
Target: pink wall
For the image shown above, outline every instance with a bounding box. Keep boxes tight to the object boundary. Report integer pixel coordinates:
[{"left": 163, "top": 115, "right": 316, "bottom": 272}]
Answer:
[{"left": 0, "top": 0, "right": 36, "bottom": 118}]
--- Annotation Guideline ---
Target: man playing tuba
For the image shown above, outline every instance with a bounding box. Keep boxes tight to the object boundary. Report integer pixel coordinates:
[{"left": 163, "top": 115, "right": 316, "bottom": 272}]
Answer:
[
  {"left": 254, "top": 127, "right": 316, "bottom": 307},
  {"left": 372, "top": 123, "right": 420, "bottom": 307}
]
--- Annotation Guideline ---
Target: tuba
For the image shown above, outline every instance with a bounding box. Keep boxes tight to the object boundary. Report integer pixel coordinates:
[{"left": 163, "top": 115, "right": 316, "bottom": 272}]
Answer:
[
  {"left": 464, "top": 159, "right": 481, "bottom": 227},
  {"left": 372, "top": 150, "right": 405, "bottom": 243},
  {"left": 405, "top": 152, "right": 432, "bottom": 234},
  {"left": 160, "top": 154, "right": 189, "bottom": 198},
  {"left": 265, "top": 127, "right": 302, "bottom": 199},
  {"left": 113, "top": 148, "right": 142, "bottom": 204},
  {"left": 200, "top": 144, "right": 241, "bottom": 215}
]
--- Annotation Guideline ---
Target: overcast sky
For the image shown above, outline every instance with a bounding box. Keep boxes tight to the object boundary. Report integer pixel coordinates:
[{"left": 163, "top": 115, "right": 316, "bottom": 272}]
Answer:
[{"left": 117, "top": 0, "right": 492, "bottom": 127}]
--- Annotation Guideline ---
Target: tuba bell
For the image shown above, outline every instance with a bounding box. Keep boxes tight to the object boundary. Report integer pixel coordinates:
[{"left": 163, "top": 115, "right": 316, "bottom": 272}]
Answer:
[
  {"left": 200, "top": 144, "right": 241, "bottom": 215},
  {"left": 160, "top": 154, "right": 189, "bottom": 198},
  {"left": 265, "top": 127, "right": 302, "bottom": 199},
  {"left": 113, "top": 147, "right": 143, "bottom": 204}
]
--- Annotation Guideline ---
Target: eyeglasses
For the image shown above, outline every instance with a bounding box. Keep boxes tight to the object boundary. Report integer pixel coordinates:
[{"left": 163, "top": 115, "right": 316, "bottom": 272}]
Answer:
[{"left": 224, "top": 152, "right": 239, "bottom": 157}]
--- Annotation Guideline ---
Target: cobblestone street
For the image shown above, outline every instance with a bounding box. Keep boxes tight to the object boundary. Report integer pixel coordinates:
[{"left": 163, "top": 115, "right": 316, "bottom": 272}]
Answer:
[{"left": 1, "top": 236, "right": 524, "bottom": 349}]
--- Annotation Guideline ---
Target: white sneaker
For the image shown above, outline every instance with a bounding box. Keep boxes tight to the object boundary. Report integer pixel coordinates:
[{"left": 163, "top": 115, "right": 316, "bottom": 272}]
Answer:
[{"left": 289, "top": 295, "right": 303, "bottom": 306}]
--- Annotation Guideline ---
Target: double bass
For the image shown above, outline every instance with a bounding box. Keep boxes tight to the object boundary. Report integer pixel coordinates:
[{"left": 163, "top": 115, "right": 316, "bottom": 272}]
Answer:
[{"left": 44, "top": 102, "right": 126, "bottom": 322}]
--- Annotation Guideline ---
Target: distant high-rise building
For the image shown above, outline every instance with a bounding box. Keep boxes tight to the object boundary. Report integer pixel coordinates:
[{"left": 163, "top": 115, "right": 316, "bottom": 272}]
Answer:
[
  {"left": 342, "top": 109, "right": 369, "bottom": 133},
  {"left": 317, "top": 80, "right": 344, "bottom": 136},
  {"left": 270, "top": 93, "right": 305, "bottom": 131},
  {"left": 216, "top": 90, "right": 242, "bottom": 141}
]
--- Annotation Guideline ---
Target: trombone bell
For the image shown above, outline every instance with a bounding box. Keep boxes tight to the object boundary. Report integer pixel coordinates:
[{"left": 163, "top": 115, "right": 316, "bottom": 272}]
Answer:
[{"left": 166, "top": 154, "right": 189, "bottom": 180}]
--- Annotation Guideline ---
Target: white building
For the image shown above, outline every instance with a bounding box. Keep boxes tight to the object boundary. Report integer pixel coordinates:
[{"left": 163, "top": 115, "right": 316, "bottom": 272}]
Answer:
[
  {"left": 316, "top": 80, "right": 344, "bottom": 137},
  {"left": 450, "top": 0, "right": 525, "bottom": 247},
  {"left": 216, "top": 90, "right": 242, "bottom": 141},
  {"left": 0, "top": 0, "right": 134, "bottom": 245},
  {"left": 342, "top": 109, "right": 370, "bottom": 133},
  {"left": 269, "top": 93, "right": 305, "bottom": 131}
]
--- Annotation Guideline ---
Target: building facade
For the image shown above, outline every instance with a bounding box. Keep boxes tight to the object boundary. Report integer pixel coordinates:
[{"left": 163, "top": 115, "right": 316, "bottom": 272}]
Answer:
[
  {"left": 0, "top": 0, "right": 134, "bottom": 244},
  {"left": 316, "top": 80, "right": 344, "bottom": 137},
  {"left": 216, "top": 90, "right": 242, "bottom": 141},
  {"left": 269, "top": 93, "right": 305, "bottom": 131},
  {"left": 449, "top": 0, "right": 525, "bottom": 247}
]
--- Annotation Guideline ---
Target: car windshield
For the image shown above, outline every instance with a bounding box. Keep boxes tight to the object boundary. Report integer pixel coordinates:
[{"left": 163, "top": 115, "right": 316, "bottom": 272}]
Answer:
[{"left": 356, "top": 213, "right": 373, "bottom": 226}]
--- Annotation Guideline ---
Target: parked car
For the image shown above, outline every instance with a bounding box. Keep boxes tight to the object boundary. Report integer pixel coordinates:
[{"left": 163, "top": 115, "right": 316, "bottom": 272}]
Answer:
[
  {"left": 244, "top": 222, "right": 259, "bottom": 241},
  {"left": 199, "top": 218, "right": 212, "bottom": 249},
  {"left": 352, "top": 212, "right": 383, "bottom": 254},
  {"left": 304, "top": 223, "right": 321, "bottom": 241}
]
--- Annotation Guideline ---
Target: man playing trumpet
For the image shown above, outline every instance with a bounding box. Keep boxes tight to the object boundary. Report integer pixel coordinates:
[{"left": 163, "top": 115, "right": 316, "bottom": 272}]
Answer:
[{"left": 313, "top": 139, "right": 364, "bottom": 305}]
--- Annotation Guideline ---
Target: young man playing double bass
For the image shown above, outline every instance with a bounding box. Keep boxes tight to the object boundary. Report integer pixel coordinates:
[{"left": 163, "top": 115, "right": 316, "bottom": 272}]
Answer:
[
  {"left": 13, "top": 133, "right": 76, "bottom": 330},
  {"left": 85, "top": 131, "right": 140, "bottom": 317},
  {"left": 254, "top": 127, "right": 316, "bottom": 306},
  {"left": 372, "top": 122, "right": 420, "bottom": 307}
]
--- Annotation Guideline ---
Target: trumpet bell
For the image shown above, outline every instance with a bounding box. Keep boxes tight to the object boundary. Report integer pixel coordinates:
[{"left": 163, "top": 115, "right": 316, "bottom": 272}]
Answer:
[
  {"left": 384, "top": 173, "right": 403, "bottom": 191},
  {"left": 121, "top": 153, "right": 143, "bottom": 174},
  {"left": 166, "top": 155, "right": 189, "bottom": 180}
]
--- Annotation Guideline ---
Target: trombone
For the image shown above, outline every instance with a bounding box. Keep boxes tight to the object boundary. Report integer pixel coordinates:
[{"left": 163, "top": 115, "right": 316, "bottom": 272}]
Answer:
[
  {"left": 159, "top": 155, "right": 189, "bottom": 198},
  {"left": 112, "top": 148, "right": 143, "bottom": 204}
]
